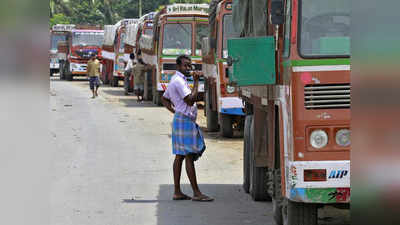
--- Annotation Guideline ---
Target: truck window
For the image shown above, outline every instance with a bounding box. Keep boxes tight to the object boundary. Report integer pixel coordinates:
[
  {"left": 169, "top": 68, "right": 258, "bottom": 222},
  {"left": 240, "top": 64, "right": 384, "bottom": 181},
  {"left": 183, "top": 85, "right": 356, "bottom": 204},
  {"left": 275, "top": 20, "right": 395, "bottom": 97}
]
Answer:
[
  {"left": 299, "top": 0, "right": 350, "bottom": 57},
  {"left": 162, "top": 23, "right": 192, "bottom": 55},
  {"left": 50, "top": 35, "right": 66, "bottom": 50},
  {"left": 72, "top": 32, "right": 104, "bottom": 47},
  {"left": 222, "top": 14, "right": 237, "bottom": 58},
  {"left": 195, "top": 23, "right": 209, "bottom": 56}
]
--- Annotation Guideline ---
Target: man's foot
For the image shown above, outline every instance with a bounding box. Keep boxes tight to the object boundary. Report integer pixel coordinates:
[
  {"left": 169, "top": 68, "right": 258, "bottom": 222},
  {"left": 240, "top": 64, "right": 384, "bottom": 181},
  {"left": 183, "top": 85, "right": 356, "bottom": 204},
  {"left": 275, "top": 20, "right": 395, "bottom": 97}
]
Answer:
[
  {"left": 91, "top": 96, "right": 95, "bottom": 99},
  {"left": 95, "top": 92, "right": 98, "bottom": 96},
  {"left": 172, "top": 193, "right": 192, "bottom": 201},
  {"left": 192, "top": 194, "right": 214, "bottom": 202}
]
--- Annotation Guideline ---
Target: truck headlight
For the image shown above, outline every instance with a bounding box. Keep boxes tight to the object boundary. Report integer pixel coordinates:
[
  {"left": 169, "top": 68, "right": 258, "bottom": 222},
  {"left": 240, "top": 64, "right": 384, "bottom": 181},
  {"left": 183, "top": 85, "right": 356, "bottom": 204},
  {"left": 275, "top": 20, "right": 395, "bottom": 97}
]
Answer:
[
  {"left": 336, "top": 129, "right": 350, "bottom": 147},
  {"left": 226, "top": 85, "right": 235, "bottom": 94},
  {"left": 310, "top": 130, "right": 328, "bottom": 149}
]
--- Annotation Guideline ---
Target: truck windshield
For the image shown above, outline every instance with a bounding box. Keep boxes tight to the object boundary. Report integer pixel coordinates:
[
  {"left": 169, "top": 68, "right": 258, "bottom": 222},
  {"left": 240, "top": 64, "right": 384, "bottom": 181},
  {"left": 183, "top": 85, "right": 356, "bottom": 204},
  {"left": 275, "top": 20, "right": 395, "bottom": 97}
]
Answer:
[
  {"left": 50, "top": 34, "right": 66, "bottom": 50},
  {"left": 162, "top": 23, "right": 192, "bottom": 55},
  {"left": 72, "top": 32, "right": 104, "bottom": 47},
  {"left": 300, "top": 0, "right": 350, "bottom": 57},
  {"left": 195, "top": 23, "right": 209, "bottom": 56},
  {"left": 222, "top": 14, "right": 237, "bottom": 58}
]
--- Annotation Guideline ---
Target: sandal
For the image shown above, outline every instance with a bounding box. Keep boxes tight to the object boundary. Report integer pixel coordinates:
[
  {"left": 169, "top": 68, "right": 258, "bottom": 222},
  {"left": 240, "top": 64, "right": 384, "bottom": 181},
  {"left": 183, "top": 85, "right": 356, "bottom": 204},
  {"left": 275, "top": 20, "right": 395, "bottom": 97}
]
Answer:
[
  {"left": 172, "top": 194, "right": 192, "bottom": 201},
  {"left": 192, "top": 195, "right": 214, "bottom": 202}
]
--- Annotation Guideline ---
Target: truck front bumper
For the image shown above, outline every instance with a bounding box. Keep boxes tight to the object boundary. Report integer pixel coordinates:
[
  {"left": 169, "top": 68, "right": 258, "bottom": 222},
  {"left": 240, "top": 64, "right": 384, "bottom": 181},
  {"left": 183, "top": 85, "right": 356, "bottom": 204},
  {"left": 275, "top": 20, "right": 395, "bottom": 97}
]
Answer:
[{"left": 286, "top": 160, "right": 350, "bottom": 203}]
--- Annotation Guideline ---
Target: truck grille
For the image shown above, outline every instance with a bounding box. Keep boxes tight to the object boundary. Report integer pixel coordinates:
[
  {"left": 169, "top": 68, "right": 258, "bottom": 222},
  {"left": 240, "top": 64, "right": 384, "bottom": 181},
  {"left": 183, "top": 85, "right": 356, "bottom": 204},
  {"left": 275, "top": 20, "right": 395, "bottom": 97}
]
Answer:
[{"left": 304, "top": 83, "right": 350, "bottom": 109}]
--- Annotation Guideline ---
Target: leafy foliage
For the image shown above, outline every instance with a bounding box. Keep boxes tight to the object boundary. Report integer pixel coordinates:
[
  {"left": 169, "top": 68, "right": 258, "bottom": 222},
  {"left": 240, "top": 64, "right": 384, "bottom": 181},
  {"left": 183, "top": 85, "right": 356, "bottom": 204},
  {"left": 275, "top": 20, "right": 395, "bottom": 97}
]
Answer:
[{"left": 49, "top": 0, "right": 211, "bottom": 27}]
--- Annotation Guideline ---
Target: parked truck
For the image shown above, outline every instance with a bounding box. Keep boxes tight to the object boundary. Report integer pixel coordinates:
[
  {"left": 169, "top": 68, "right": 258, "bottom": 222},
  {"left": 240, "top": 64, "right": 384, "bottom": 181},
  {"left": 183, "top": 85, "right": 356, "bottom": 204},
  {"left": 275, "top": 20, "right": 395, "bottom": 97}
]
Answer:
[
  {"left": 125, "top": 12, "right": 156, "bottom": 100},
  {"left": 50, "top": 24, "right": 75, "bottom": 76},
  {"left": 60, "top": 25, "right": 104, "bottom": 81},
  {"left": 227, "top": 0, "right": 350, "bottom": 224},
  {"left": 139, "top": 3, "right": 210, "bottom": 105},
  {"left": 202, "top": 0, "right": 245, "bottom": 137}
]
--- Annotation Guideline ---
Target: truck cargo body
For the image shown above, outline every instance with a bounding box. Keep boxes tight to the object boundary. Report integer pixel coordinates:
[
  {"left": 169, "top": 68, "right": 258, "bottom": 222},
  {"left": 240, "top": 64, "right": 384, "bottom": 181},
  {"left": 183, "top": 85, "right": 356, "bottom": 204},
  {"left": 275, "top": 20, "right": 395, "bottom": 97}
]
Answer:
[{"left": 228, "top": 0, "right": 350, "bottom": 224}]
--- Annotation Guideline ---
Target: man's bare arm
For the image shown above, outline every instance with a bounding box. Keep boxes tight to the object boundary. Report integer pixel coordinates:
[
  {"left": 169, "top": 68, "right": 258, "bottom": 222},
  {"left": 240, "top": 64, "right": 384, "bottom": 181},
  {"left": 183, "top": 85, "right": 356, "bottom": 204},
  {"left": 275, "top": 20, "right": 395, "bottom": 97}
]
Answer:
[
  {"left": 162, "top": 96, "right": 175, "bottom": 114},
  {"left": 183, "top": 72, "right": 201, "bottom": 106}
]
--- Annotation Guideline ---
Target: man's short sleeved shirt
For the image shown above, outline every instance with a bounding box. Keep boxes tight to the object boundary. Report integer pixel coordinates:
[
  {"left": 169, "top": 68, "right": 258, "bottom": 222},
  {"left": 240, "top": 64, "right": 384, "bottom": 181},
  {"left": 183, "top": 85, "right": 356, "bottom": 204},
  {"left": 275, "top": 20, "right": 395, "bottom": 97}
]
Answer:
[{"left": 163, "top": 71, "right": 197, "bottom": 119}]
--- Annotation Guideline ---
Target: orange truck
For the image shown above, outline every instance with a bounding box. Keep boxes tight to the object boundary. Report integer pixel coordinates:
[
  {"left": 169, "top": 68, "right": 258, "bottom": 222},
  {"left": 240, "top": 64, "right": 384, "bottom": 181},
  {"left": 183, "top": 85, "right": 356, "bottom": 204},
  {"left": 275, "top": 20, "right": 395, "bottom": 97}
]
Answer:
[
  {"left": 202, "top": 0, "right": 244, "bottom": 137},
  {"left": 227, "top": 0, "right": 350, "bottom": 224},
  {"left": 101, "top": 19, "right": 138, "bottom": 87},
  {"left": 139, "top": 4, "right": 209, "bottom": 105},
  {"left": 50, "top": 24, "right": 75, "bottom": 76},
  {"left": 60, "top": 25, "right": 104, "bottom": 81}
]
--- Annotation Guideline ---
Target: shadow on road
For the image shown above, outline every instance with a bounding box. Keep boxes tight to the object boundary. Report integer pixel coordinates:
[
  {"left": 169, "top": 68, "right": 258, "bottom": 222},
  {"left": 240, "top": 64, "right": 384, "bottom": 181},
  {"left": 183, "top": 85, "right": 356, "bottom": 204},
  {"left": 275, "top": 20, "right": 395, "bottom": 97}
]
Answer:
[{"left": 123, "top": 184, "right": 271, "bottom": 225}]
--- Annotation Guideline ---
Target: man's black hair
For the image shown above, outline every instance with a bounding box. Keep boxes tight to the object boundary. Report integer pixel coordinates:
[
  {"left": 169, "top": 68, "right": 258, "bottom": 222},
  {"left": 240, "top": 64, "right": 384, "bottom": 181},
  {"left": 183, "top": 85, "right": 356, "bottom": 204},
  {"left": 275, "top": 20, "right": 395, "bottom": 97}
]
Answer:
[
  {"left": 129, "top": 53, "right": 135, "bottom": 60},
  {"left": 176, "top": 55, "right": 191, "bottom": 65}
]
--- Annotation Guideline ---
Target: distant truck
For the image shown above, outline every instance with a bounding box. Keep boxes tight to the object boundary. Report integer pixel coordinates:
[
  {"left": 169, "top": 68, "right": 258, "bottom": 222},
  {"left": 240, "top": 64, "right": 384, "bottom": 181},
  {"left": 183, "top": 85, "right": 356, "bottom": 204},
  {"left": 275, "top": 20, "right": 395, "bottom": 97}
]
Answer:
[
  {"left": 59, "top": 25, "right": 104, "bottom": 81},
  {"left": 50, "top": 24, "right": 75, "bottom": 76},
  {"left": 202, "top": 0, "right": 244, "bottom": 137},
  {"left": 101, "top": 19, "right": 138, "bottom": 87},
  {"left": 125, "top": 12, "right": 156, "bottom": 99},
  {"left": 227, "top": 0, "right": 350, "bottom": 225},
  {"left": 139, "top": 4, "right": 210, "bottom": 105}
]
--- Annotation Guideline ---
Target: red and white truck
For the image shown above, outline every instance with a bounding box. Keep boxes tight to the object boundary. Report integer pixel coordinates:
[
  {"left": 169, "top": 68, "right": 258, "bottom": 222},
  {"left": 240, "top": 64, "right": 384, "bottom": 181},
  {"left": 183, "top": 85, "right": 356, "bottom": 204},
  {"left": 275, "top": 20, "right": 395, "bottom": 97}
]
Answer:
[{"left": 60, "top": 25, "right": 104, "bottom": 81}]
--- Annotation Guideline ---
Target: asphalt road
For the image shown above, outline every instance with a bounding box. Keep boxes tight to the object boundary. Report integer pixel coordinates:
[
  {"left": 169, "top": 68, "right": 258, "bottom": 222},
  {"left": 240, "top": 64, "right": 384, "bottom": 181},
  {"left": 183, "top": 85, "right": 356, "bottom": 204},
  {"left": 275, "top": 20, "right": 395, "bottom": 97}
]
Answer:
[{"left": 49, "top": 76, "right": 349, "bottom": 225}]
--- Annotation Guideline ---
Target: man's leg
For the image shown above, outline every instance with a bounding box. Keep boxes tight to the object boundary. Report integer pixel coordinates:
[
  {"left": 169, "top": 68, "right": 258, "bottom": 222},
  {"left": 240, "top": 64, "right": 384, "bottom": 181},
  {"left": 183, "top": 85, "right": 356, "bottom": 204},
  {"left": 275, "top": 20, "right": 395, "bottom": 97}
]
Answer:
[
  {"left": 95, "top": 85, "right": 99, "bottom": 96},
  {"left": 184, "top": 154, "right": 201, "bottom": 196},
  {"left": 185, "top": 154, "right": 214, "bottom": 201},
  {"left": 173, "top": 155, "right": 189, "bottom": 198}
]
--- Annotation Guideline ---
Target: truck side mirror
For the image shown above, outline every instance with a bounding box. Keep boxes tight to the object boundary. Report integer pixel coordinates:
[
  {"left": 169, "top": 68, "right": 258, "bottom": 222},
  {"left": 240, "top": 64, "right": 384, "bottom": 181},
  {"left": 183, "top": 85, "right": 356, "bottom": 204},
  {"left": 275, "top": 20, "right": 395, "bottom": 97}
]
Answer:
[{"left": 271, "top": 0, "right": 284, "bottom": 25}]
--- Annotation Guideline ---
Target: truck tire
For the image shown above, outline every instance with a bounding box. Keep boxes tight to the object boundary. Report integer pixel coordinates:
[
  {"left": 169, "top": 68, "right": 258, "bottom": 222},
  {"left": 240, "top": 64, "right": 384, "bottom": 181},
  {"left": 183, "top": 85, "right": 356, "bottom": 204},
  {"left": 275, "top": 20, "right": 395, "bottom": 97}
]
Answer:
[
  {"left": 50, "top": 69, "right": 54, "bottom": 77},
  {"left": 111, "top": 76, "right": 119, "bottom": 87},
  {"left": 249, "top": 117, "right": 271, "bottom": 201},
  {"left": 271, "top": 169, "right": 284, "bottom": 225},
  {"left": 153, "top": 91, "right": 162, "bottom": 106},
  {"left": 243, "top": 115, "right": 253, "bottom": 193},
  {"left": 220, "top": 114, "right": 233, "bottom": 138},
  {"left": 205, "top": 89, "right": 218, "bottom": 132},
  {"left": 284, "top": 200, "right": 318, "bottom": 225},
  {"left": 59, "top": 62, "right": 65, "bottom": 80},
  {"left": 65, "top": 63, "right": 73, "bottom": 81}
]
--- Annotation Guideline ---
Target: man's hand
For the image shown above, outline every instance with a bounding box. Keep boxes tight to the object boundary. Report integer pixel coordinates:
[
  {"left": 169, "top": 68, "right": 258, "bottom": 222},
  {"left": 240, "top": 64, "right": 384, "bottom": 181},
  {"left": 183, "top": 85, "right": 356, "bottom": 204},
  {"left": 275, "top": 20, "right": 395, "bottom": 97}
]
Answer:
[
  {"left": 162, "top": 96, "right": 175, "bottom": 114},
  {"left": 192, "top": 71, "right": 203, "bottom": 81}
]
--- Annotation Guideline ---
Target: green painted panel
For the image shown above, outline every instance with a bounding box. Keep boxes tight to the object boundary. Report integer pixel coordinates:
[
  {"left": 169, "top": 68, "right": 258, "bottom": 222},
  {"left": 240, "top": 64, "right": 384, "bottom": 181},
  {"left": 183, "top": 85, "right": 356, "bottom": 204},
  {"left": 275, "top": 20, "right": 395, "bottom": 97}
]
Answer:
[
  {"left": 290, "top": 58, "right": 351, "bottom": 67},
  {"left": 305, "top": 188, "right": 337, "bottom": 203},
  {"left": 228, "top": 36, "right": 276, "bottom": 86}
]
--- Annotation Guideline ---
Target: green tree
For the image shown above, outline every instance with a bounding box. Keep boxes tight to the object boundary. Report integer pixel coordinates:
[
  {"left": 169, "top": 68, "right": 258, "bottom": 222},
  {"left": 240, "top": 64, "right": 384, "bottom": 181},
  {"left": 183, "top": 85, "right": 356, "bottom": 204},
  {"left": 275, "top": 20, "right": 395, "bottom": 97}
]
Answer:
[{"left": 50, "top": 13, "right": 71, "bottom": 27}]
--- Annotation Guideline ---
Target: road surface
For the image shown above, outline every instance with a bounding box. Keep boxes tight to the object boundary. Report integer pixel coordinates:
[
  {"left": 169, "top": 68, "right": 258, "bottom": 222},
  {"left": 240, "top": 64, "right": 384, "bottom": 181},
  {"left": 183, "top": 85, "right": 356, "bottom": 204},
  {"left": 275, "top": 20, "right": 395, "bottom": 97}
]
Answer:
[{"left": 49, "top": 77, "right": 349, "bottom": 225}]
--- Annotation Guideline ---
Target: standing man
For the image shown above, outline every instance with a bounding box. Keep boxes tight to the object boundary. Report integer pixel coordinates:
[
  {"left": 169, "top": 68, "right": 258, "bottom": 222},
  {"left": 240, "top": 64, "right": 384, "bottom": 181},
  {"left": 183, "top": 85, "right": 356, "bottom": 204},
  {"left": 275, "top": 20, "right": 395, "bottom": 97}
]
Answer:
[
  {"left": 124, "top": 53, "right": 135, "bottom": 96},
  {"left": 132, "top": 58, "right": 151, "bottom": 102},
  {"left": 162, "top": 55, "right": 214, "bottom": 202},
  {"left": 87, "top": 53, "right": 101, "bottom": 98}
]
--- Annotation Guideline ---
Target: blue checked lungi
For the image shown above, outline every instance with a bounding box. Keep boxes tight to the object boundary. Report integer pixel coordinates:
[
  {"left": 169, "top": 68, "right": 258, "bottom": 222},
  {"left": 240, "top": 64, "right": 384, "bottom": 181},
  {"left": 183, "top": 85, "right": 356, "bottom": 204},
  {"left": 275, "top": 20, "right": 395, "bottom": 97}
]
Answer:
[{"left": 172, "top": 112, "right": 206, "bottom": 161}]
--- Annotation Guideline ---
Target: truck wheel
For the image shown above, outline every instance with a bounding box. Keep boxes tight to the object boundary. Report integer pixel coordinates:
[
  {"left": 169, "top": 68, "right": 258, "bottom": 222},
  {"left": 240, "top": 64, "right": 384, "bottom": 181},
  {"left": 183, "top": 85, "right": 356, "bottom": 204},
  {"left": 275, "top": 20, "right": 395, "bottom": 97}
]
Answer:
[
  {"left": 59, "top": 63, "right": 65, "bottom": 80},
  {"left": 243, "top": 115, "right": 253, "bottom": 193},
  {"left": 271, "top": 168, "right": 284, "bottom": 225},
  {"left": 249, "top": 117, "right": 271, "bottom": 201},
  {"left": 205, "top": 89, "right": 218, "bottom": 132},
  {"left": 283, "top": 200, "right": 317, "bottom": 225},
  {"left": 111, "top": 76, "right": 119, "bottom": 87},
  {"left": 220, "top": 114, "right": 233, "bottom": 138},
  {"left": 50, "top": 69, "right": 53, "bottom": 77}
]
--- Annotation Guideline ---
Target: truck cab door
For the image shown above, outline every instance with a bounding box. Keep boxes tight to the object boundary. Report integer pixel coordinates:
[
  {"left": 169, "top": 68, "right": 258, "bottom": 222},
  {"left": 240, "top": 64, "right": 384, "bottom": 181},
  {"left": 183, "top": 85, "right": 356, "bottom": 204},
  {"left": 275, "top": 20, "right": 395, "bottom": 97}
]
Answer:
[{"left": 227, "top": 36, "right": 276, "bottom": 86}]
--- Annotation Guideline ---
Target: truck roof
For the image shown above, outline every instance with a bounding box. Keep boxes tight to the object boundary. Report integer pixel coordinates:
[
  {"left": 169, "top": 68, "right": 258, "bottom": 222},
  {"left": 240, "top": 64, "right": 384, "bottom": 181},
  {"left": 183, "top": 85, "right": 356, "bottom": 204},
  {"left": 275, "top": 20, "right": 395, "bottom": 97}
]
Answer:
[{"left": 165, "top": 3, "right": 209, "bottom": 16}]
